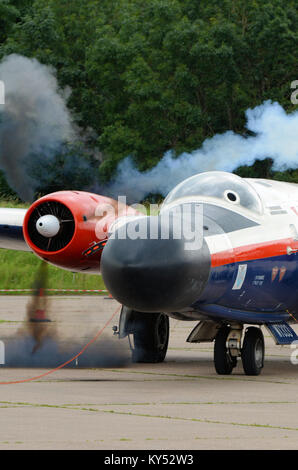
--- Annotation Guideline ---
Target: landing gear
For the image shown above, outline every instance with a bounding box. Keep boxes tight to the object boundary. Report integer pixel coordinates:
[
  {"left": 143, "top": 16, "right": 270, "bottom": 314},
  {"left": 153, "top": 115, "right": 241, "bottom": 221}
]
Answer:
[
  {"left": 241, "top": 327, "right": 264, "bottom": 376},
  {"left": 131, "top": 312, "right": 169, "bottom": 363},
  {"left": 214, "top": 326, "right": 238, "bottom": 375},
  {"left": 213, "top": 325, "right": 264, "bottom": 376}
]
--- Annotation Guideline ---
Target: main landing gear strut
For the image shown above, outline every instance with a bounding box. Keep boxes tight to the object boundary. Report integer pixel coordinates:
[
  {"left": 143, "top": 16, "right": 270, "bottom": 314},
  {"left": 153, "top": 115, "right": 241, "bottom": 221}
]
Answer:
[{"left": 214, "top": 324, "right": 264, "bottom": 376}]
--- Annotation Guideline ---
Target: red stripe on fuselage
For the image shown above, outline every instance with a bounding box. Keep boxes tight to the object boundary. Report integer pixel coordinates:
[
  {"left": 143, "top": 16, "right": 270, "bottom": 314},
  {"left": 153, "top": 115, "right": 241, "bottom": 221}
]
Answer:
[{"left": 211, "top": 237, "right": 298, "bottom": 267}]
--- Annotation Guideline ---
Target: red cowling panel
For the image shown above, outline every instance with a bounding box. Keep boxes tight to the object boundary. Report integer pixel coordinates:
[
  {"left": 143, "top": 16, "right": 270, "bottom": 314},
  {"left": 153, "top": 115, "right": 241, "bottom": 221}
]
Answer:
[{"left": 23, "top": 190, "right": 138, "bottom": 274}]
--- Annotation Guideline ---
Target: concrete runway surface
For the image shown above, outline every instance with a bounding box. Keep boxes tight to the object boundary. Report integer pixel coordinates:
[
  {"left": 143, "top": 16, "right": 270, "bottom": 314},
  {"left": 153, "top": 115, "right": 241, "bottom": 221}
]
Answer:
[{"left": 0, "top": 295, "right": 298, "bottom": 450}]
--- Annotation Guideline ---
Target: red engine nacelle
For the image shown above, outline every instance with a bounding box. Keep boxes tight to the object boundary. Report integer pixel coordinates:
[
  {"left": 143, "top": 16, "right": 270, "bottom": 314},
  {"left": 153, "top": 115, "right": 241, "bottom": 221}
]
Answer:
[{"left": 23, "top": 190, "right": 139, "bottom": 274}]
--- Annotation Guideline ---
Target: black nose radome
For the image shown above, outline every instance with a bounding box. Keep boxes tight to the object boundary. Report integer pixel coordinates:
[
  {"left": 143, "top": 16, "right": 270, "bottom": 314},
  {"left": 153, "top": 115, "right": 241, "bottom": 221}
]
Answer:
[{"left": 101, "top": 215, "right": 210, "bottom": 312}]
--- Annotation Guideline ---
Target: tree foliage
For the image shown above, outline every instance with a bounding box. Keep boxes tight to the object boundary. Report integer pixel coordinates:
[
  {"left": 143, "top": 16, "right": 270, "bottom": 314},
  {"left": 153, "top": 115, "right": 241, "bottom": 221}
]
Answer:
[{"left": 0, "top": 0, "right": 297, "bottom": 188}]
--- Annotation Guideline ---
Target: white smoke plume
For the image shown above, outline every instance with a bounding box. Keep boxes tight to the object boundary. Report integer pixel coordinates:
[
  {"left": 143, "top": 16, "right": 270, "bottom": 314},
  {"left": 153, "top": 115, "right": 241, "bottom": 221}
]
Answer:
[
  {"left": 0, "top": 54, "right": 75, "bottom": 201},
  {"left": 106, "top": 101, "right": 298, "bottom": 202}
]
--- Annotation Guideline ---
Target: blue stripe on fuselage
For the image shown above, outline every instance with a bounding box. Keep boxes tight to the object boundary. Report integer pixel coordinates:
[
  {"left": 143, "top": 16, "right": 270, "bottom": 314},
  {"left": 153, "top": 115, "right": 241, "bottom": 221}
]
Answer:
[{"left": 194, "top": 253, "right": 298, "bottom": 324}]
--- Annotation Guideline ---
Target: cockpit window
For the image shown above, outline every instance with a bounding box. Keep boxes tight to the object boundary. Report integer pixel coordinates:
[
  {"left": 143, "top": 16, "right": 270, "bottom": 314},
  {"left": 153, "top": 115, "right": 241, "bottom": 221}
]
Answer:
[{"left": 163, "top": 171, "right": 263, "bottom": 215}]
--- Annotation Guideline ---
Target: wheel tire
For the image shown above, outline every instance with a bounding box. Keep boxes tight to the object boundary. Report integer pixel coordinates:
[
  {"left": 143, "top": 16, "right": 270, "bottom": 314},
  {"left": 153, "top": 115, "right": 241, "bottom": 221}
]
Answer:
[
  {"left": 214, "top": 326, "right": 236, "bottom": 375},
  {"left": 241, "top": 327, "right": 264, "bottom": 376},
  {"left": 131, "top": 312, "right": 169, "bottom": 363}
]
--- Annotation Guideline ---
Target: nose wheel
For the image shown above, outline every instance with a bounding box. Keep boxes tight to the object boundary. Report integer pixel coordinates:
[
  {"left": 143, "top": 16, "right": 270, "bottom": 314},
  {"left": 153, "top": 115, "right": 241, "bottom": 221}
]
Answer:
[
  {"left": 131, "top": 312, "right": 170, "bottom": 363},
  {"left": 214, "top": 325, "right": 264, "bottom": 376}
]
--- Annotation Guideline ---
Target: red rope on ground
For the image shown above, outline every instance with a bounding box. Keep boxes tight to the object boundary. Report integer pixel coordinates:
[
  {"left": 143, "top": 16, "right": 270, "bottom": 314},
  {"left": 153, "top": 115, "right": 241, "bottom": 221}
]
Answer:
[
  {"left": 0, "top": 306, "right": 121, "bottom": 385},
  {"left": 286, "top": 309, "right": 298, "bottom": 323}
]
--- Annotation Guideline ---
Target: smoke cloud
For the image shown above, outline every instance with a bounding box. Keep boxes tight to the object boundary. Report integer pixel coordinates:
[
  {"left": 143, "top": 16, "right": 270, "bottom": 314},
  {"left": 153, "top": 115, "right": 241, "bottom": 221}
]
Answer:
[
  {"left": 1, "top": 54, "right": 298, "bottom": 203},
  {"left": 0, "top": 54, "right": 75, "bottom": 201},
  {"left": 106, "top": 101, "right": 298, "bottom": 202},
  {"left": 1, "top": 262, "right": 130, "bottom": 369},
  {"left": 4, "top": 335, "right": 130, "bottom": 368}
]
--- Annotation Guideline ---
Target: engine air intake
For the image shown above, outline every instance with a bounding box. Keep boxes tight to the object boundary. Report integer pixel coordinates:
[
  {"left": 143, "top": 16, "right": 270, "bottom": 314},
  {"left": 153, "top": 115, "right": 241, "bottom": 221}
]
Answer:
[{"left": 27, "top": 201, "right": 75, "bottom": 252}]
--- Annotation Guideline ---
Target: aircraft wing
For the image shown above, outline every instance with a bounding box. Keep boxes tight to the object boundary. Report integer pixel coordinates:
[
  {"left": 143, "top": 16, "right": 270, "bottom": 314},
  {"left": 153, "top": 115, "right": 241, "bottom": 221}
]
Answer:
[{"left": 0, "top": 208, "right": 30, "bottom": 251}]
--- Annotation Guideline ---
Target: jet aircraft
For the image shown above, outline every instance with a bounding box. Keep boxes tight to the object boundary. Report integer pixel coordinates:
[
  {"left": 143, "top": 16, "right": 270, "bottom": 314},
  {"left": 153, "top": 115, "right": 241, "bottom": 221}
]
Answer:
[{"left": 1, "top": 171, "right": 298, "bottom": 375}]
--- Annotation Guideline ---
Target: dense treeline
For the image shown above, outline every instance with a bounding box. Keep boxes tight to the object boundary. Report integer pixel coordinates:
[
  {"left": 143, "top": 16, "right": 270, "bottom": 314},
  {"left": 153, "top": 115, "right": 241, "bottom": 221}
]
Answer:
[{"left": 0, "top": 0, "right": 298, "bottom": 196}]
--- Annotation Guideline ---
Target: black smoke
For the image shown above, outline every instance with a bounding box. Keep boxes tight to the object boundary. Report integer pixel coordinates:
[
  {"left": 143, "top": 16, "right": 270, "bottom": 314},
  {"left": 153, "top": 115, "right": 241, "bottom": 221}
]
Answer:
[{"left": 0, "top": 54, "right": 95, "bottom": 201}]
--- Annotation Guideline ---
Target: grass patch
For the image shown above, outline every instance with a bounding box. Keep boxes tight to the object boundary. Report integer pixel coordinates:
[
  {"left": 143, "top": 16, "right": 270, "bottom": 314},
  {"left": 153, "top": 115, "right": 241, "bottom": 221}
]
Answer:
[
  {"left": 0, "top": 198, "right": 29, "bottom": 209},
  {"left": 0, "top": 249, "right": 105, "bottom": 292}
]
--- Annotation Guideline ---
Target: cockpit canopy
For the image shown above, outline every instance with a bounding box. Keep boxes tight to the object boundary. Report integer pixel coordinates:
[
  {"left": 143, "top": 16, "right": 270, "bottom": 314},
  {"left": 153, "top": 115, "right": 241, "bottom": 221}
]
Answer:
[{"left": 163, "top": 171, "right": 263, "bottom": 215}]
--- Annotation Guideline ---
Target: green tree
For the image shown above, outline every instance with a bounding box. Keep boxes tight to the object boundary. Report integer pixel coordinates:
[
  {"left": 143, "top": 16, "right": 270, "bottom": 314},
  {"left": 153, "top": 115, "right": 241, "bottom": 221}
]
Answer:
[
  {"left": 0, "top": 0, "right": 19, "bottom": 44},
  {"left": 0, "top": 0, "right": 297, "bottom": 187}
]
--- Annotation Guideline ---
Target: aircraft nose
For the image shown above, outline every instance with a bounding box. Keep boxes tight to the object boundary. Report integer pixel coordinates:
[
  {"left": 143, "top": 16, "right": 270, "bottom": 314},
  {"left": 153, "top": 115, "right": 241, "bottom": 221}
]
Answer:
[{"left": 101, "top": 215, "right": 210, "bottom": 312}]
